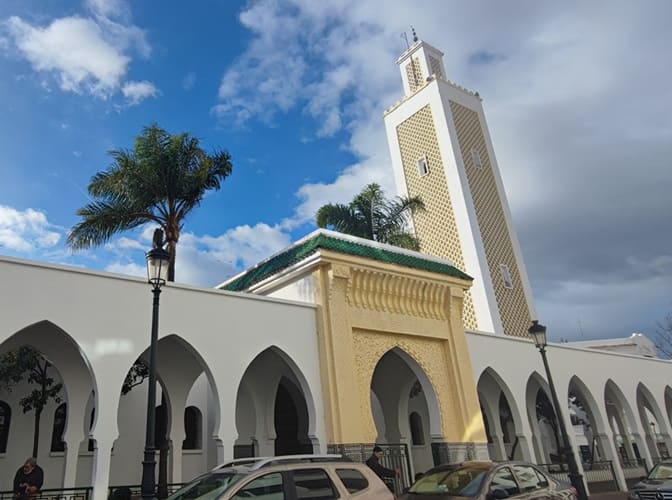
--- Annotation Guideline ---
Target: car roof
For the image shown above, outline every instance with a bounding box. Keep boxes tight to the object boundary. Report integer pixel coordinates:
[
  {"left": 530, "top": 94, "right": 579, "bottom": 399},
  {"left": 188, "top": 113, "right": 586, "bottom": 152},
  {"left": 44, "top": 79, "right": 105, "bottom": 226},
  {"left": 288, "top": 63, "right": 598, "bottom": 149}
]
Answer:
[{"left": 213, "top": 454, "right": 355, "bottom": 473}]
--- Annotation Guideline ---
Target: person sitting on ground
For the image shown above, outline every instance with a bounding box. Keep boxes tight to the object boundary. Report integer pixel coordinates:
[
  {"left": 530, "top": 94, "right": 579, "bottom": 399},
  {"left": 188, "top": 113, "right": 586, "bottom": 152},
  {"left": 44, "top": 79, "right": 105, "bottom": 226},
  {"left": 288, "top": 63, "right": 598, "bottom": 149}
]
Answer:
[
  {"left": 13, "top": 457, "right": 44, "bottom": 499},
  {"left": 366, "top": 446, "right": 400, "bottom": 481}
]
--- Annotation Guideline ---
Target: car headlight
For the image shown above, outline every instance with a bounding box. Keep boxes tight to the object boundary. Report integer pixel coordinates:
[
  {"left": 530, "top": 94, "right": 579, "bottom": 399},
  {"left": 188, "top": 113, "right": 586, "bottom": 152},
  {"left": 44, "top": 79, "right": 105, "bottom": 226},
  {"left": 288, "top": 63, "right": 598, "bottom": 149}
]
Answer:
[{"left": 628, "top": 492, "right": 639, "bottom": 500}]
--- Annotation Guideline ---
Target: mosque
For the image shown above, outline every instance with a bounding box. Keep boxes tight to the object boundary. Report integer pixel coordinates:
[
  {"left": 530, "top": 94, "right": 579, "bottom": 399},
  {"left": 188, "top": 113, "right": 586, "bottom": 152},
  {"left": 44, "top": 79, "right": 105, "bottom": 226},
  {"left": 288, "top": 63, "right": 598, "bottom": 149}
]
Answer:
[{"left": 0, "top": 38, "right": 670, "bottom": 500}]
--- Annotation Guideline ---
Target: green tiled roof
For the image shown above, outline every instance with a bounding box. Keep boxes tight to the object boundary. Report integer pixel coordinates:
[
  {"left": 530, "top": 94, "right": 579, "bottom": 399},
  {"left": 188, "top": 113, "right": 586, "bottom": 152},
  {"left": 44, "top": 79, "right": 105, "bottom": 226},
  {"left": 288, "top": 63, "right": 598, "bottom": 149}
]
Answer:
[{"left": 220, "top": 232, "right": 472, "bottom": 292}]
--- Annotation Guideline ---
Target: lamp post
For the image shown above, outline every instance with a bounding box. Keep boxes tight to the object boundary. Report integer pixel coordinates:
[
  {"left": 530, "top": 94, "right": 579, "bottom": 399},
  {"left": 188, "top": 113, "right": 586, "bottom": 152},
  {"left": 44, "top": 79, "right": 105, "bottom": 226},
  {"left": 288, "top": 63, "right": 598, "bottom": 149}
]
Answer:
[
  {"left": 528, "top": 320, "right": 589, "bottom": 500},
  {"left": 141, "top": 243, "right": 170, "bottom": 500}
]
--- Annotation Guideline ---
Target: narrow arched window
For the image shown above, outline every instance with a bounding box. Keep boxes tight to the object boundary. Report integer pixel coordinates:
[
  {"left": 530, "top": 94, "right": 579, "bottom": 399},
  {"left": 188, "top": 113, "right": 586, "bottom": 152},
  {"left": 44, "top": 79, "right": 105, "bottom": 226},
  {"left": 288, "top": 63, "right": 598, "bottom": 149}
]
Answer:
[
  {"left": 51, "top": 403, "right": 67, "bottom": 452},
  {"left": 183, "top": 406, "right": 202, "bottom": 450},
  {"left": 409, "top": 411, "right": 425, "bottom": 445},
  {"left": 0, "top": 401, "right": 10, "bottom": 453}
]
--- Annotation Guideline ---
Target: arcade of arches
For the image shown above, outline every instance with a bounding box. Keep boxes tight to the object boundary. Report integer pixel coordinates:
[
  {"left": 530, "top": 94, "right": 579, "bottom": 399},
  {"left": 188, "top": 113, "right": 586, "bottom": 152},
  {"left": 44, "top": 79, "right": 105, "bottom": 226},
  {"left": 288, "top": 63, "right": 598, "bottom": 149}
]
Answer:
[{"left": 1, "top": 241, "right": 672, "bottom": 498}]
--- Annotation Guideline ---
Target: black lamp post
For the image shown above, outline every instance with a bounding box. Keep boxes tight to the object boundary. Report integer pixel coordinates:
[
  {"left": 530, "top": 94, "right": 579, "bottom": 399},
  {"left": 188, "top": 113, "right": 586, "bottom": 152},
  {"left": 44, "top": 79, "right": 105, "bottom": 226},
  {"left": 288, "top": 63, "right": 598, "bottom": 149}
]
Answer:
[
  {"left": 141, "top": 244, "right": 170, "bottom": 500},
  {"left": 528, "top": 320, "right": 589, "bottom": 500}
]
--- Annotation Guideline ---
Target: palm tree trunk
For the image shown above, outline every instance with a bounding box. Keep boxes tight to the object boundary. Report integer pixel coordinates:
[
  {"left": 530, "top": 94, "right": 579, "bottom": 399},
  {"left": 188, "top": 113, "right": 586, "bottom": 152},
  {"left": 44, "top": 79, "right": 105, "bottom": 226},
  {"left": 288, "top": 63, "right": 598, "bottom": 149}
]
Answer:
[
  {"left": 167, "top": 240, "right": 177, "bottom": 282},
  {"left": 33, "top": 408, "right": 42, "bottom": 458}
]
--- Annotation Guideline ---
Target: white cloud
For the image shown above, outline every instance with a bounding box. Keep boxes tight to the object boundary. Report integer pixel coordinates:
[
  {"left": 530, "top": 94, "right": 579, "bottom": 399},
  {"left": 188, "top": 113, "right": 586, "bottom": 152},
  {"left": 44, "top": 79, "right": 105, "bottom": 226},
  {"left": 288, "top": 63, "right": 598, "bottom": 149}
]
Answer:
[
  {"left": 219, "top": 0, "right": 672, "bottom": 342},
  {"left": 182, "top": 72, "right": 196, "bottom": 91},
  {"left": 176, "top": 223, "right": 292, "bottom": 285},
  {"left": 6, "top": 16, "right": 129, "bottom": 96},
  {"left": 4, "top": 0, "right": 151, "bottom": 100},
  {"left": 0, "top": 205, "right": 62, "bottom": 252},
  {"left": 105, "top": 261, "right": 145, "bottom": 278},
  {"left": 122, "top": 80, "right": 158, "bottom": 105}
]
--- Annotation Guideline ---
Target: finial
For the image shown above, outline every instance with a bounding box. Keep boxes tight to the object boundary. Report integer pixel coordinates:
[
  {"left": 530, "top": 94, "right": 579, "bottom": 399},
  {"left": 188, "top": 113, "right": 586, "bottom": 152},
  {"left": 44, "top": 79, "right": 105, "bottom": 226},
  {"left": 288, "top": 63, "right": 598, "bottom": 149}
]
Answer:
[
  {"left": 411, "top": 26, "right": 418, "bottom": 43},
  {"left": 401, "top": 32, "right": 409, "bottom": 49}
]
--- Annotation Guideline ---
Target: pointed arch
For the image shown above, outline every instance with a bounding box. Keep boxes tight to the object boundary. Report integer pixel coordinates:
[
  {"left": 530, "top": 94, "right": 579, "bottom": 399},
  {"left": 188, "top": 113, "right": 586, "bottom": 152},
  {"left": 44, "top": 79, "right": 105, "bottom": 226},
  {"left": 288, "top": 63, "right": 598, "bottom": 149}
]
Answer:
[{"left": 234, "top": 345, "right": 319, "bottom": 457}]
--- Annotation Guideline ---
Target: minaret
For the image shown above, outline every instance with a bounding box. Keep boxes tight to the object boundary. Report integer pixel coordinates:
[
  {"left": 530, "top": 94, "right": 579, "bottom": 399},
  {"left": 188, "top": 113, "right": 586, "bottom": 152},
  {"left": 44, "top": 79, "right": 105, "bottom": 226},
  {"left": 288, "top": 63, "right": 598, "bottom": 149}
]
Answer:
[{"left": 383, "top": 38, "right": 536, "bottom": 337}]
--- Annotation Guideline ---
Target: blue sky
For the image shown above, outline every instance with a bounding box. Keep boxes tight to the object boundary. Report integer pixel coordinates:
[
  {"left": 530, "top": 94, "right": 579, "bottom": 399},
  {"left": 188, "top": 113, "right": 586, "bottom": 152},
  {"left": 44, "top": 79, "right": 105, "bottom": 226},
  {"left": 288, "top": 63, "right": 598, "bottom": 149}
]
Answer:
[{"left": 1, "top": 0, "right": 672, "bottom": 343}]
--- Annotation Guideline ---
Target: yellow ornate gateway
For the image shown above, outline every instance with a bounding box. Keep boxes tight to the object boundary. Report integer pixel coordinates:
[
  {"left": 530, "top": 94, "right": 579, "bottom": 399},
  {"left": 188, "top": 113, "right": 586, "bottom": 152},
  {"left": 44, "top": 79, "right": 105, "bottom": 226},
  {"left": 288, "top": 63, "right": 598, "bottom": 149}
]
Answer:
[{"left": 221, "top": 229, "right": 489, "bottom": 474}]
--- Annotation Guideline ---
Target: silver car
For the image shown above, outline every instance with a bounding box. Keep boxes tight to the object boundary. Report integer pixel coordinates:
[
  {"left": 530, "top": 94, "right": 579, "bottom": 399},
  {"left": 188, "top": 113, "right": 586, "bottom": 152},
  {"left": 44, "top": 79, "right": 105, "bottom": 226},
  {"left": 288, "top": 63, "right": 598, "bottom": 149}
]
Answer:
[
  {"left": 629, "top": 461, "right": 672, "bottom": 500},
  {"left": 167, "top": 455, "right": 394, "bottom": 499}
]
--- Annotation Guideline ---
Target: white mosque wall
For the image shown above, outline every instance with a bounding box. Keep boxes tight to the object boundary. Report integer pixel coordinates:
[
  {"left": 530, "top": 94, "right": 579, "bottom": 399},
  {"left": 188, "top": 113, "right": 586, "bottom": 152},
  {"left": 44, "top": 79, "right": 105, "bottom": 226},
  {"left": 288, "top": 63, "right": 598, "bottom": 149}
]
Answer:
[{"left": 0, "top": 256, "right": 324, "bottom": 500}]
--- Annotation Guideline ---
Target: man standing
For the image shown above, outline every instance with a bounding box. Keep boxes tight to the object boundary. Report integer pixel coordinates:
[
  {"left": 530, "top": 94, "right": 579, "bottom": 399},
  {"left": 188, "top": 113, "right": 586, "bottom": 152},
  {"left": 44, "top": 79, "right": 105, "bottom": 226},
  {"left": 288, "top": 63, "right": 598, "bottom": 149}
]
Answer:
[
  {"left": 13, "top": 457, "right": 44, "bottom": 499},
  {"left": 366, "top": 446, "right": 399, "bottom": 483}
]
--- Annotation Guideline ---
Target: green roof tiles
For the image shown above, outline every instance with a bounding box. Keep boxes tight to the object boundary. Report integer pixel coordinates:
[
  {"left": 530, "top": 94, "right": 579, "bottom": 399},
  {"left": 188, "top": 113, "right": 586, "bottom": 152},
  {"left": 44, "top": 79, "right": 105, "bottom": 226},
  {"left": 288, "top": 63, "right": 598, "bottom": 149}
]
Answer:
[{"left": 220, "top": 231, "right": 472, "bottom": 292}]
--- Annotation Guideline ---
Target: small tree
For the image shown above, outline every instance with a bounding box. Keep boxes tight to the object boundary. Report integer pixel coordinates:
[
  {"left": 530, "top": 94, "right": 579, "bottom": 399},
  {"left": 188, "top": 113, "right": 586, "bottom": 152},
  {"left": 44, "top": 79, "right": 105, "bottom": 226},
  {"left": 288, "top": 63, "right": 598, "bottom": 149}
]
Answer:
[
  {"left": 122, "top": 359, "right": 150, "bottom": 395},
  {"left": 655, "top": 314, "right": 672, "bottom": 358},
  {"left": 316, "top": 183, "right": 425, "bottom": 250},
  {"left": 0, "top": 346, "right": 63, "bottom": 457}
]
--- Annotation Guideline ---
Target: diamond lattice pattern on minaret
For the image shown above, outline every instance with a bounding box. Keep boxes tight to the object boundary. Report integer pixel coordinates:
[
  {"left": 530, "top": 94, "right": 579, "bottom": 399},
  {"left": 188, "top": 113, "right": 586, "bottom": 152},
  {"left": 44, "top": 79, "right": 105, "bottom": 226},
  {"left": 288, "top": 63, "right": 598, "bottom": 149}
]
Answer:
[{"left": 384, "top": 39, "right": 536, "bottom": 337}]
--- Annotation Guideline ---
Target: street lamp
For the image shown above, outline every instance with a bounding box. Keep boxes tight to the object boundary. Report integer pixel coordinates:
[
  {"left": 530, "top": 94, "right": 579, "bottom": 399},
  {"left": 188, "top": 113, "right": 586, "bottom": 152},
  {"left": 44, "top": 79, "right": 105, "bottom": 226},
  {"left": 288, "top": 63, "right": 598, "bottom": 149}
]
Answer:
[
  {"left": 141, "top": 243, "right": 170, "bottom": 500},
  {"left": 529, "top": 320, "right": 589, "bottom": 500}
]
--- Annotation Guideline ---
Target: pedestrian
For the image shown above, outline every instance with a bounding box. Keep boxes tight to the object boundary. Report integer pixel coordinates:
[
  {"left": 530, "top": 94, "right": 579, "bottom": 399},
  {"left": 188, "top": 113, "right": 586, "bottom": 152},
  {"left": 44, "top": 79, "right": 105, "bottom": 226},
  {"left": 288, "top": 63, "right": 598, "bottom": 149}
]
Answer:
[
  {"left": 13, "top": 457, "right": 44, "bottom": 499},
  {"left": 366, "top": 445, "right": 400, "bottom": 483}
]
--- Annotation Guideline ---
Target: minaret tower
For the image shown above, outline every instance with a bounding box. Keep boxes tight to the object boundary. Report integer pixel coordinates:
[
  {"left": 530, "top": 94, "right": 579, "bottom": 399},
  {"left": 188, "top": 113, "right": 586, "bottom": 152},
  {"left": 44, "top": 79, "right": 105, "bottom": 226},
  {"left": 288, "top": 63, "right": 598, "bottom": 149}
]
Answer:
[{"left": 384, "top": 37, "right": 536, "bottom": 337}]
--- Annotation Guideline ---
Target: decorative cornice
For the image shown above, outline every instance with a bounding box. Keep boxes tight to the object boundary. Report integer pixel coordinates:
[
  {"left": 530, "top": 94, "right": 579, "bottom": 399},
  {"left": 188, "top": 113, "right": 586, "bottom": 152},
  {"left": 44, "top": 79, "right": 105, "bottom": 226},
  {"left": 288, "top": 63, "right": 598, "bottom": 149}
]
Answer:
[{"left": 346, "top": 267, "right": 450, "bottom": 320}]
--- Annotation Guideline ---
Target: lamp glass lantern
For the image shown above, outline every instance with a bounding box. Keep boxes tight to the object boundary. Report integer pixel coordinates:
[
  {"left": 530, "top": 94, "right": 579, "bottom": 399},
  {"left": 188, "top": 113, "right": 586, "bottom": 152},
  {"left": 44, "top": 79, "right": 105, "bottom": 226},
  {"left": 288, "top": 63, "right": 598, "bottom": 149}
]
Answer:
[
  {"left": 528, "top": 320, "right": 547, "bottom": 349},
  {"left": 146, "top": 247, "right": 170, "bottom": 288}
]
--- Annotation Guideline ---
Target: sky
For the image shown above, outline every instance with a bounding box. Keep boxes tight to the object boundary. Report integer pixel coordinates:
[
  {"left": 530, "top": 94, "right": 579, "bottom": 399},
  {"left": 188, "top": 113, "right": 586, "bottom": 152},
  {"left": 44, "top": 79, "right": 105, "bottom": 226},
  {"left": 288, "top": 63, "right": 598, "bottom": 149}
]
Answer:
[{"left": 1, "top": 0, "right": 671, "bottom": 343}]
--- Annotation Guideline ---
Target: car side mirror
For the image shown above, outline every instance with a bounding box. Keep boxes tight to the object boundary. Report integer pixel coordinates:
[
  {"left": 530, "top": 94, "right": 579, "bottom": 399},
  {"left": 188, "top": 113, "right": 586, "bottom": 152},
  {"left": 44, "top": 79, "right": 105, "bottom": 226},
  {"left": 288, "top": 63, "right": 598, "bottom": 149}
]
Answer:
[{"left": 489, "top": 489, "right": 510, "bottom": 500}]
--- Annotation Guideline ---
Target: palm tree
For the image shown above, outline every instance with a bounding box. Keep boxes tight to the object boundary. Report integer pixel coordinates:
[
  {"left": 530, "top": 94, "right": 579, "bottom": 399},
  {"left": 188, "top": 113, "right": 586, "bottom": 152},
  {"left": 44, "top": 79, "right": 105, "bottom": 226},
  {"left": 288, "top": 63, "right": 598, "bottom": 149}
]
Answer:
[
  {"left": 316, "top": 183, "right": 425, "bottom": 250},
  {"left": 68, "top": 123, "right": 233, "bottom": 281}
]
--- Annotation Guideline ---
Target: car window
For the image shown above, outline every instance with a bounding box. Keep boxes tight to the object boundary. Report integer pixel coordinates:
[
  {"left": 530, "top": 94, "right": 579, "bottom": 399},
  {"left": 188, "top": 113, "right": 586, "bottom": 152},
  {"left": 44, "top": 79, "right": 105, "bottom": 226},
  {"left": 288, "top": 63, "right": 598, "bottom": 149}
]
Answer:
[
  {"left": 167, "top": 471, "right": 244, "bottom": 500},
  {"left": 533, "top": 468, "right": 549, "bottom": 488},
  {"left": 513, "top": 465, "right": 543, "bottom": 492},
  {"left": 649, "top": 463, "right": 672, "bottom": 480},
  {"left": 409, "top": 465, "right": 489, "bottom": 495},
  {"left": 490, "top": 467, "right": 520, "bottom": 497},
  {"left": 291, "top": 469, "right": 339, "bottom": 499},
  {"left": 231, "top": 472, "right": 285, "bottom": 499},
  {"left": 336, "top": 469, "right": 369, "bottom": 493}
]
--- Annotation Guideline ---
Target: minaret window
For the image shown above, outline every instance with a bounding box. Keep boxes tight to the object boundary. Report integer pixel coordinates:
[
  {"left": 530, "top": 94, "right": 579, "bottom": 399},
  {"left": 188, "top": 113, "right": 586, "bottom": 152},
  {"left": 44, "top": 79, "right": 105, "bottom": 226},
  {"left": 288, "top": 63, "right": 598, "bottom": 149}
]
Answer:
[
  {"left": 416, "top": 156, "right": 429, "bottom": 176},
  {"left": 471, "top": 148, "right": 483, "bottom": 168},
  {"left": 500, "top": 264, "right": 513, "bottom": 289}
]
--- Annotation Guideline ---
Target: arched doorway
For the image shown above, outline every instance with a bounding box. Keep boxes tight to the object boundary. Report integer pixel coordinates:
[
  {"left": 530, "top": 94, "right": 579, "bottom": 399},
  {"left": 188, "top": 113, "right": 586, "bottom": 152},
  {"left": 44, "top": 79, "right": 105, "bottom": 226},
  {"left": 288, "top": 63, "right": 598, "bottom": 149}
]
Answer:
[
  {"left": 526, "top": 373, "right": 561, "bottom": 464},
  {"left": 0, "top": 321, "right": 96, "bottom": 489},
  {"left": 234, "top": 347, "right": 317, "bottom": 457},
  {"left": 605, "top": 380, "right": 647, "bottom": 466},
  {"left": 110, "top": 334, "right": 221, "bottom": 486},
  {"left": 274, "top": 377, "right": 311, "bottom": 455},
  {"left": 477, "top": 368, "right": 527, "bottom": 461},
  {"left": 370, "top": 348, "right": 441, "bottom": 483},
  {"left": 637, "top": 383, "right": 671, "bottom": 461}
]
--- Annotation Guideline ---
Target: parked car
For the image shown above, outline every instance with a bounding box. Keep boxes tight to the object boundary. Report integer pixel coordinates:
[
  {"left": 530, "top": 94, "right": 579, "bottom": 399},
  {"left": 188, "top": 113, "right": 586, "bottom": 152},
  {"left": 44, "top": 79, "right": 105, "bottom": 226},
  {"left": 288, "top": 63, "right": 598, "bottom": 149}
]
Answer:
[
  {"left": 400, "top": 460, "right": 577, "bottom": 500},
  {"left": 168, "top": 454, "right": 394, "bottom": 499},
  {"left": 629, "top": 460, "right": 672, "bottom": 500}
]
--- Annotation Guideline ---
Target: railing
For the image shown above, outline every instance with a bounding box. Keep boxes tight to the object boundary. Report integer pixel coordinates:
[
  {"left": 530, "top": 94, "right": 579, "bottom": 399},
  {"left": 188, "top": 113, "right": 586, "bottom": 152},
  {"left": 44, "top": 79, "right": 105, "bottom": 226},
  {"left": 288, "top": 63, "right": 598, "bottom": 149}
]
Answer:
[
  {"left": 621, "top": 459, "right": 648, "bottom": 489},
  {"left": 378, "top": 443, "right": 413, "bottom": 497},
  {"left": 0, "top": 488, "right": 93, "bottom": 500},
  {"left": 108, "top": 484, "right": 186, "bottom": 499},
  {"left": 536, "top": 460, "right": 619, "bottom": 493}
]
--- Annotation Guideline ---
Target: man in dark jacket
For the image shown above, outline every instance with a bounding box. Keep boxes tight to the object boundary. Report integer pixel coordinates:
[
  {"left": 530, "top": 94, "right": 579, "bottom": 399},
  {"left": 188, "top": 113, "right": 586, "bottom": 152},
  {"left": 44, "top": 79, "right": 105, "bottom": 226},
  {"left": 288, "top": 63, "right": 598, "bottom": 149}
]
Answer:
[
  {"left": 366, "top": 446, "right": 399, "bottom": 481},
  {"left": 13, "top": 457, "right": 44, "bottom": 499}
]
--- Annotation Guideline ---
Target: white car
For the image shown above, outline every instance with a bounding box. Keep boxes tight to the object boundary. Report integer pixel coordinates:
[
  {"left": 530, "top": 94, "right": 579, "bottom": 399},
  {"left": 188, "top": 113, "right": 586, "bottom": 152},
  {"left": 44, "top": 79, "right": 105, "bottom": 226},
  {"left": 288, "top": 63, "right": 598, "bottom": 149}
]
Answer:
[{"left": 169, "top": 455, "right": 394, "bottom": 499}]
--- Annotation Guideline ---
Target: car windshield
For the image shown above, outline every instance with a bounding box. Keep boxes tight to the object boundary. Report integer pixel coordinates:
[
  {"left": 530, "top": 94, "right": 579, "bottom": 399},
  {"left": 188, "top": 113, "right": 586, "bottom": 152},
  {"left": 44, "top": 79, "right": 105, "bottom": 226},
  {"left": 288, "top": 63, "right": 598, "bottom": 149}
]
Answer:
[
  {"left": 166, "top": 471, "right": 245, "bottom": 500},
  {"left": 648, "top": 463, "right": 672, "bottom": 480},
  {"left": 409, "top": 465, "right": 489, "bottom": 496}
]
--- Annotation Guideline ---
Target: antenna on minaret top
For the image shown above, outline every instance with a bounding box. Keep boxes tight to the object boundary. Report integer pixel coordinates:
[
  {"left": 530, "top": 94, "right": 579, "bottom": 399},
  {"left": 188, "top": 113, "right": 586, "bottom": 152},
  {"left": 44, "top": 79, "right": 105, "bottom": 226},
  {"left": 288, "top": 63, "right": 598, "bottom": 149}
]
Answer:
[
  {"left": 411, "top": 26, "right": 418, "bottom": 43},
  {"left": 401, "top": 32, "right": 409, "bottom": 49}
]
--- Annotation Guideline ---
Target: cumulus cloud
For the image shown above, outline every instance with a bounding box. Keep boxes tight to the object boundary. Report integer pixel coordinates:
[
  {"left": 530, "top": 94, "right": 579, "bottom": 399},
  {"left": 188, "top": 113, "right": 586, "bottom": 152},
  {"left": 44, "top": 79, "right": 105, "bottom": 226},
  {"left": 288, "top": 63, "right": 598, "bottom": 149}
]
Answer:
[
  {"left": 0, "top": 205, "right": 61, "bottom": 252},
  {"left": 3, "top": 0, "right": 153, "bottom": 101},
  {"left": 121, "top": 80, "right": 158, "bottom": 105},
  {"left": 218, "top": 0, "right": 672, "bottom": 341}
]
